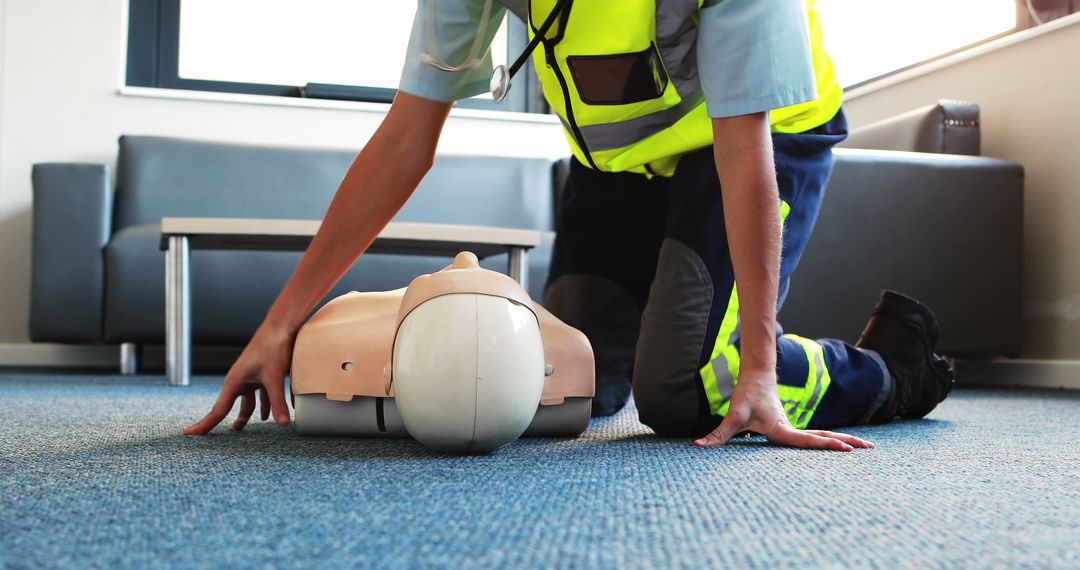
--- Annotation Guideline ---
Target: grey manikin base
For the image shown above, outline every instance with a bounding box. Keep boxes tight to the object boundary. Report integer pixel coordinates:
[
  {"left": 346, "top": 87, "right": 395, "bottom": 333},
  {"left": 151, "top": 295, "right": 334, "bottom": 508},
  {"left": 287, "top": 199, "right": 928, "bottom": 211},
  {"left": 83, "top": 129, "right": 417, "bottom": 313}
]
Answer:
[
  {"left": 522, "top": 397, "right": 592, "bottom": 437},
  {"left": 293, "top": 394, "right": 408, "bottom": 438},
  {"left": 293, "top": 394, "right": 592, "bottom": 438}
]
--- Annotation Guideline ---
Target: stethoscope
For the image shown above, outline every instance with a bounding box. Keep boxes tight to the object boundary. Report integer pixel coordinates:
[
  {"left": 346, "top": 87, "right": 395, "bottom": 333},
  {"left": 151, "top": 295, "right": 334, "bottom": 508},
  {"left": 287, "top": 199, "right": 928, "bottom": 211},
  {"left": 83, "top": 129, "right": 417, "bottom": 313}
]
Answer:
[{"left": 420, "top": 0, "right": 572, "bottom": 102}]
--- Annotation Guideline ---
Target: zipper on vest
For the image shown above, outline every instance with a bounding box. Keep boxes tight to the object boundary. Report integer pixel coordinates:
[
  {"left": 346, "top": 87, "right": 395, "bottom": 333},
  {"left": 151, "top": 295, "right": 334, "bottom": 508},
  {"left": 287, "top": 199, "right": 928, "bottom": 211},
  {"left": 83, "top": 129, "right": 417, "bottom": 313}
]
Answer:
[{"left": 544, "top": 39, "right": 599, "bottom": 170}]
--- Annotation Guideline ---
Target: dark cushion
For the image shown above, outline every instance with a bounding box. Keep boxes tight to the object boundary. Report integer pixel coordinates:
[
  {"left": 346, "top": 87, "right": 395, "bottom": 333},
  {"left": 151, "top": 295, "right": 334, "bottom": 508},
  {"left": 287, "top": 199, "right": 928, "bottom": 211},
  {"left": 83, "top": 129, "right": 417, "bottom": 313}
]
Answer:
[{"left": 779, "top": 149, "right": 1024, "bottom": 356}]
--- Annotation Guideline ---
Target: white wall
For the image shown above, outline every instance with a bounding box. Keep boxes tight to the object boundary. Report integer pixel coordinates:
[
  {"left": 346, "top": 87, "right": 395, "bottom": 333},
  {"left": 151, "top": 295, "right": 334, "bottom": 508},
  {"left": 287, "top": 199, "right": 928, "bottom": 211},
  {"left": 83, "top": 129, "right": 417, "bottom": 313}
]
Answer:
[
  {"left": 0, "top": 0, "right": 567, "bottom": 343},
  {"left": 0, "top": 0, "right": 7, "bottom": 223},
  {"left": 844, "top": 17, "right": 1080, "bottom": 359}
]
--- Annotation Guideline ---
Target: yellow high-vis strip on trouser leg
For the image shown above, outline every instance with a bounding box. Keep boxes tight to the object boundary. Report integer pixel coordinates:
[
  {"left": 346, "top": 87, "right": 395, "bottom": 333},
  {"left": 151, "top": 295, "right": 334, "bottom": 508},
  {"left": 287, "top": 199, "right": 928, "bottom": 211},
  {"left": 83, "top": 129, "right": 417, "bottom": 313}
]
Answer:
[
  {"left": 778, "top": 335, "right": 834, "bottom": 428},
  {"left": 698, "top": 307, "right": 834, "bottom": 429},
  {"left": 698, "top": 201, "right": 833, "bottom": 428},
  {"left": 700, "top": 285, "right": 741, "bottom": 418}
]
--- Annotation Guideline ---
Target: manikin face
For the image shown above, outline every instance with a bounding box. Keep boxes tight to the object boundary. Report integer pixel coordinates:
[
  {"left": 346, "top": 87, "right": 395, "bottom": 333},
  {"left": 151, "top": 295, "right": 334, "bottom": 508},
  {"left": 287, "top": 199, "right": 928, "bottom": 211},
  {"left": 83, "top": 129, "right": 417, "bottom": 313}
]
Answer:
[
  {"left": 438, "top": 250, "right": 482, "bottom": 273},
  {"left": 394, "top": 251, "right": 536, "bottom": 327}
]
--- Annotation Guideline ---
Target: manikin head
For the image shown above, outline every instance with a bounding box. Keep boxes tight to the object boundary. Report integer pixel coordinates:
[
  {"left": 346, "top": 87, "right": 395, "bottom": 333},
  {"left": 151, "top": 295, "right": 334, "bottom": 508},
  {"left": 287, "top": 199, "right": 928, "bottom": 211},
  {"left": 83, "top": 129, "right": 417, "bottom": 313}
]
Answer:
[
  {"left": 390, "top": 252, "right": 546, "bottom": 454},
  {"left": 291, "top": 250, "right": 594, "bottom": 452}
]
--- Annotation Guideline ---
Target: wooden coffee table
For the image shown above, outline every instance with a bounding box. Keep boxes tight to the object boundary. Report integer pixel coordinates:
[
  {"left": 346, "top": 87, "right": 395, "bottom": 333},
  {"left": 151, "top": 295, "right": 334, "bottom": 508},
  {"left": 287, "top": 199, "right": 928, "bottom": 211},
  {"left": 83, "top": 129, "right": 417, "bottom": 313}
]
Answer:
[{"left": 159, "top": 217, "right": 542, "bottom": 386}]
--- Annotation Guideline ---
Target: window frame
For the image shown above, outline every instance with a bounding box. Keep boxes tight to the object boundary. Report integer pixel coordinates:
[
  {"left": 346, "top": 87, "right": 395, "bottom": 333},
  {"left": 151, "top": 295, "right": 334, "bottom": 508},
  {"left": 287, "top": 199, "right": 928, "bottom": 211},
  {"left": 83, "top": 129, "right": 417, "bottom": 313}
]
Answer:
[{"left": 125, "top": 0, "right": 538, "bottom": 112}]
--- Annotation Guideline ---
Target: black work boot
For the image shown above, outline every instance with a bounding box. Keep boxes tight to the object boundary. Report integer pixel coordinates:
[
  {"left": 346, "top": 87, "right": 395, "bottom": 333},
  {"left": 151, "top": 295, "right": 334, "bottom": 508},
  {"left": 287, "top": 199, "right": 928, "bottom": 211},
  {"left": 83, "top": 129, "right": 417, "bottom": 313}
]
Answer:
[{"left": 856, "top": 290, "right": 956, "bottom": 423}]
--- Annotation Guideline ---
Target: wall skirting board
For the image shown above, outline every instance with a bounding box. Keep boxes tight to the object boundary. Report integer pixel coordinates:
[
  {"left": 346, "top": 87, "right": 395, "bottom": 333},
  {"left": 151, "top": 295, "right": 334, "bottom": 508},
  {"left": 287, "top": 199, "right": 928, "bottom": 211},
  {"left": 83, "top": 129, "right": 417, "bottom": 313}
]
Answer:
[
  {"left": 953, "top": 358, "right": 1080, "bottom": 390},
  {"left": 0, "top": 343, "right": 1078, "bottom": 390},
  {"left": 0, "top": 343, "right": 242, "bottom": 372}
]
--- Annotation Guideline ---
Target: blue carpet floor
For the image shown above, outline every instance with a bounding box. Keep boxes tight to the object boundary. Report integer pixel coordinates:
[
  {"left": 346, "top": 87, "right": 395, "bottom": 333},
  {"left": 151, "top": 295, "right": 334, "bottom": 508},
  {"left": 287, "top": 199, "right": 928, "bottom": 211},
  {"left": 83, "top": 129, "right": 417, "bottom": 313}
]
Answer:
[{"left": 0, "top": 372, "right": 1077, "bottom": 569}]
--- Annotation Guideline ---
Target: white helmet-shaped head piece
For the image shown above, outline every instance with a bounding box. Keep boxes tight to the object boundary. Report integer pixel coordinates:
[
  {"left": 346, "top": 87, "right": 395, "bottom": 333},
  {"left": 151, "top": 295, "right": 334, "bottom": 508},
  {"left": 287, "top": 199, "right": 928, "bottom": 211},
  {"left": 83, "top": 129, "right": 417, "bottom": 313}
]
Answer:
[{"left": 390, "top": 252, "right": 545, "bottom": 454}]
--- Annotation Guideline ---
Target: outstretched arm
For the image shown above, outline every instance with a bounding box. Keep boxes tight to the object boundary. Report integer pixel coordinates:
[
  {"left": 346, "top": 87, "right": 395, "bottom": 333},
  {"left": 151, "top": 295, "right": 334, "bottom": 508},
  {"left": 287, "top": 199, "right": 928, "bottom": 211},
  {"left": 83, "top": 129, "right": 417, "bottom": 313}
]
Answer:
[
  {"left": 184, "top": 92, "right": 454, "bottom": 435},
  {"left": 693, "top": 113, "right": 873, "bottom": 451}
]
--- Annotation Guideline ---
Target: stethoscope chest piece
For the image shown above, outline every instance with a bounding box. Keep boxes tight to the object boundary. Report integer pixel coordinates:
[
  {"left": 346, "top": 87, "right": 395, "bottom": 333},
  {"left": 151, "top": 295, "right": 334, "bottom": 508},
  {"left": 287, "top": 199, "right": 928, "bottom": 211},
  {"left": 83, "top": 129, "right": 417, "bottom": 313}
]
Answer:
[{"left": 490, "top": 65, "right": 511, "bottom": 102}]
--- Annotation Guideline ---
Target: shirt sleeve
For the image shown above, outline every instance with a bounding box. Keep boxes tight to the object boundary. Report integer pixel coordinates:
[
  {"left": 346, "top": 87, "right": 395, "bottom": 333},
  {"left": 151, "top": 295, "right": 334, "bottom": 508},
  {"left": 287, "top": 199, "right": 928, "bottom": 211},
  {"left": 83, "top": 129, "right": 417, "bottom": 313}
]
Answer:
[
  {"left": 398, "top": 0, "right": 507, "bottom": 103},
  {"left": 697, "top": 0, "right": 818, "bottom": 118}
]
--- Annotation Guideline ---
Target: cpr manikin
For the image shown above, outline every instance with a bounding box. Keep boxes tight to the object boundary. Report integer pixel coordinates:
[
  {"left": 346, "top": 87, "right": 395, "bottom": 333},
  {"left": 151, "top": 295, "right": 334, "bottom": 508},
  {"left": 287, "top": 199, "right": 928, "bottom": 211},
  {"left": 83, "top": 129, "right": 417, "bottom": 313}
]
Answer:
[{"left": 290, "top": 252, "right": 595, "bottom": 454}]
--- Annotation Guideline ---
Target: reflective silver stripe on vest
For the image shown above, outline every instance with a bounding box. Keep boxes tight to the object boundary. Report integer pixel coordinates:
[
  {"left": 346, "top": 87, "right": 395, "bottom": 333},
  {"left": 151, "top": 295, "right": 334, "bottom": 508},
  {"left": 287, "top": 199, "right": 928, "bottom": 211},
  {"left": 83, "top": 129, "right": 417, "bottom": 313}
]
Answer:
[
  {"left": 655, "top": 0, "right": 701, "bottom": 99},
  {"left": 539, "top": 0, "right": 703, "bottom": 154},
  {"left": 574, "top": 0, "right": 702, "bottom": 153},
  {"left": 577, "top": 91, "right": 705, "bottom": 152}
]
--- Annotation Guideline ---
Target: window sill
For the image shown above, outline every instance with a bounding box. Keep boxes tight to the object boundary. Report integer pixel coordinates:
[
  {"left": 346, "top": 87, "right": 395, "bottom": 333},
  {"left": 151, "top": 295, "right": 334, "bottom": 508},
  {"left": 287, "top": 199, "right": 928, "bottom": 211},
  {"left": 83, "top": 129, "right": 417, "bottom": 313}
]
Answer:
[{"left": 117, "top": 86, "right": 561, "bottom": 125}]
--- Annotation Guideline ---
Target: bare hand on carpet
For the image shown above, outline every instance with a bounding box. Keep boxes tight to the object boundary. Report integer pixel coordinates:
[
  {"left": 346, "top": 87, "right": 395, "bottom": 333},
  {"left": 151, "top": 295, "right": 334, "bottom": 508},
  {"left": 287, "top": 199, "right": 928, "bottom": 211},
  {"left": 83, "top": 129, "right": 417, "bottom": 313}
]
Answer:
[
  {"left": 693, "top": 370, "right": 875, "bottom": 451},
  {"left": 183, "top": 323, "right": 295, "bottom": 435}
]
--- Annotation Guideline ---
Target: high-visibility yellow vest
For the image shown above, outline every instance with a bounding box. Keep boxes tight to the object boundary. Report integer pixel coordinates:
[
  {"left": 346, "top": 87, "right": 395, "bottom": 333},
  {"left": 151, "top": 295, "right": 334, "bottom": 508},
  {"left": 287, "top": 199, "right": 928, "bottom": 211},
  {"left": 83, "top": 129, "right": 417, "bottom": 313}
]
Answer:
[{"left": 528, "top": 0, "right": 843, "bottom": 176}]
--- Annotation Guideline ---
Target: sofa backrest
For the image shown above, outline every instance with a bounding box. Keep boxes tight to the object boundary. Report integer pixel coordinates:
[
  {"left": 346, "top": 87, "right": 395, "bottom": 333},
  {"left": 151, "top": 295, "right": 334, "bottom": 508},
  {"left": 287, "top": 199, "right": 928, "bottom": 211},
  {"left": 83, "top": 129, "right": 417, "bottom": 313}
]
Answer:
[{"left": 114, "top": 135, "right": 555, "bottom": 232}]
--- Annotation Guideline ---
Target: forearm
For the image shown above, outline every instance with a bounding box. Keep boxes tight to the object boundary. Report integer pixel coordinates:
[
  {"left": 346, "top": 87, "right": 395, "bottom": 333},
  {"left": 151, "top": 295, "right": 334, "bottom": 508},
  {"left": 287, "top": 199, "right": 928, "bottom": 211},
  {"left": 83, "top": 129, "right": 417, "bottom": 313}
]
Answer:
[
  {"left": 712, "top": 113, "right": 781, "bottom": 373},
  {"left": 262, "top": 93, "right": 453, "bottom": 337}
]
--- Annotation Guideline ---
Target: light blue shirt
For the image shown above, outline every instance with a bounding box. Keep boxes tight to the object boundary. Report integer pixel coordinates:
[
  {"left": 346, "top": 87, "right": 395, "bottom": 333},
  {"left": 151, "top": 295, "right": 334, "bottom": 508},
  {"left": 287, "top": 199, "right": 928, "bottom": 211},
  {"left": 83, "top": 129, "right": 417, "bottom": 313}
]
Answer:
[{"left": 398, "top": 0, "right": 817, "bottom": 118}]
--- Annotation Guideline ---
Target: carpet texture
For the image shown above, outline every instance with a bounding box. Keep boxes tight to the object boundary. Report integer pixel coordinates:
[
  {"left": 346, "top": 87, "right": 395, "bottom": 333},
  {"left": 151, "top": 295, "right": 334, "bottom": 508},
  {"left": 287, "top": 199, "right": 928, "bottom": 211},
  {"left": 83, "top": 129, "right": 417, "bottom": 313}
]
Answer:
[{"left": 1, "top": 372, "right": 1077, "bottom": 569}]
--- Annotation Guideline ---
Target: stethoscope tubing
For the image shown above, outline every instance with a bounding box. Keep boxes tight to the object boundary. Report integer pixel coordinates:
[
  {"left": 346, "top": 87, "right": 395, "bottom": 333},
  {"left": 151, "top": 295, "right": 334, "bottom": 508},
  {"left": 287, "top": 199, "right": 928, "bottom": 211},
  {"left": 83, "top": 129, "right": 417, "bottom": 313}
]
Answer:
[{"left": 508, "top": 0, "right": 572, "bottom": 77}]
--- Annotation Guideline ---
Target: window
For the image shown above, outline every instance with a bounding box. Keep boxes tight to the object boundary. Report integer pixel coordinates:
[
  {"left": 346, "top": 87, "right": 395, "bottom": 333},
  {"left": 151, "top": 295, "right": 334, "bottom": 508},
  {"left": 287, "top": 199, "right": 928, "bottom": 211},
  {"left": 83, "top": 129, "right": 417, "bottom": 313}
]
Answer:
[
  {"left": 1021, "top": 0, "right": 1080, "bottom": 26},
  {"left": 817, "top": 0, "right": 1020, "bottom": 88},
  {"left": 129, "top": 1, "right": 1080, "bottom": 108},
  {"left": 126, "top": 0, "right": 535, "bottom": 112}
]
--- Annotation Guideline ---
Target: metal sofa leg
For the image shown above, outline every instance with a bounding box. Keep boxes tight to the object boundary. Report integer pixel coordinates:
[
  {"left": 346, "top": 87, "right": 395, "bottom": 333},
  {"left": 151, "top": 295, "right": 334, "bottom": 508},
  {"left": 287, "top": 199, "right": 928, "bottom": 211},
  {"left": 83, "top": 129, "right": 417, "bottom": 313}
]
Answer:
[{"left": 120, "top": 342, "right": 139, "bottom": 375}]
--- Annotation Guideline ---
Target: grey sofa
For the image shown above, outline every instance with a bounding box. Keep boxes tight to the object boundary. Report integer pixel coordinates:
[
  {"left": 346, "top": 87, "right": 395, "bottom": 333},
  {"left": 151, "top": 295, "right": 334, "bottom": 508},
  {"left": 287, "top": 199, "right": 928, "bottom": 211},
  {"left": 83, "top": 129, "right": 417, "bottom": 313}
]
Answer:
[
  {"left": 32, "top": 136, "right": 556, "bottom": 350},
  {"left": 779, "top": 100, "right": 1023, "bottom": 356},
  {"left": 29, "top": 100, "right": 1023, "bottom": 371}
]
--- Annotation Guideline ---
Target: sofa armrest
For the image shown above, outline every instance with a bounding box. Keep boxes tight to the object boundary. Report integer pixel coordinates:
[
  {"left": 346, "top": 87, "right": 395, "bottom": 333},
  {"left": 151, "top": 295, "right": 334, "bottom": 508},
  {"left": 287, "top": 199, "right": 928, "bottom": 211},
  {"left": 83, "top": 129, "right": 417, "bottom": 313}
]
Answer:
[
  {"left": 30, "top": 163, "right": 113, "bottom": 342},
  {"left": 840, "top": 99, "right": 981, "bottom": 156},
  {"left": 780, "top": 149, "right": 1024, "bottom": 357}
]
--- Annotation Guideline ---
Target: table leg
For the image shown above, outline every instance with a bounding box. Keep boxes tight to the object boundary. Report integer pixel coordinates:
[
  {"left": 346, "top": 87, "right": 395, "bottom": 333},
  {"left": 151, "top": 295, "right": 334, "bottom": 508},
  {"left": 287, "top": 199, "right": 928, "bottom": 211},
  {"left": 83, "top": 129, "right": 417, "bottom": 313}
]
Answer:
[
  {"left": 508, "top": 247, "right": 529, "bottom": 287},
  {"left": 165, "top": 235, "right": 191, "bottom": 387},
  {"left": 120, "top": 342, "right": 139, "bottom": 375}
]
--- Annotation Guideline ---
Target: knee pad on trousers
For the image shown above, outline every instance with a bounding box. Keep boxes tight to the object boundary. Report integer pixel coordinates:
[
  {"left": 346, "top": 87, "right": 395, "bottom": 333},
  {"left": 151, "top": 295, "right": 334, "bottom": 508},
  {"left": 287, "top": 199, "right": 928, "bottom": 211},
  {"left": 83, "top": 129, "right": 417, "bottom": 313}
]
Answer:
[
  {"left": 544, "top": 274, "right": 640, "bottom": 416},
  {"left": 632, "top": 239, "right": 715, "bottom": 435}
]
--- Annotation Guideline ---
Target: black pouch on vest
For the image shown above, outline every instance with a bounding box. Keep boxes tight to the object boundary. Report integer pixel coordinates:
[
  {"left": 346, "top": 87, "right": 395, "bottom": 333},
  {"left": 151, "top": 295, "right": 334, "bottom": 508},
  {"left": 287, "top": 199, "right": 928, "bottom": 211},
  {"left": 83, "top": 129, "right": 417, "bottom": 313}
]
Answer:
[{"left": 566, "top": 43, "right": 669, "bottom": 106}]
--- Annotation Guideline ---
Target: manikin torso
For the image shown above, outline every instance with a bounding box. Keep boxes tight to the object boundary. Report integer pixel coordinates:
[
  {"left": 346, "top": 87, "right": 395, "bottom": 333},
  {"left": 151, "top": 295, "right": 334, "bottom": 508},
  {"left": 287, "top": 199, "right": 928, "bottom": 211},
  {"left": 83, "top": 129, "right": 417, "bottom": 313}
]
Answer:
[{"left": 290, "top": 252, "right": 595, "bottom": 450}]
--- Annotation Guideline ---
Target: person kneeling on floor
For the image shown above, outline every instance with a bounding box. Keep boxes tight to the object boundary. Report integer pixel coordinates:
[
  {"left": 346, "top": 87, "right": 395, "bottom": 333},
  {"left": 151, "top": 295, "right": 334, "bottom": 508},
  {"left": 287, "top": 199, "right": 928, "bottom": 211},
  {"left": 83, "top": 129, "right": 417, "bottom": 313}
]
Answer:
[{"left": 185, "top": 0, "right": 955, "bottom": 450}]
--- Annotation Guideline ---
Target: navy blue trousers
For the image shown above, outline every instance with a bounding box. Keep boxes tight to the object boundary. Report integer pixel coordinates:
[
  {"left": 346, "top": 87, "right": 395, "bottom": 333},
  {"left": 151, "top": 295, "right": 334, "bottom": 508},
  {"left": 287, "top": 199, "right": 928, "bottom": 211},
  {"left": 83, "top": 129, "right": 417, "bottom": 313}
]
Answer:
[{"left": 542, "top": 110, "right": 891, "bottom": 437}]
